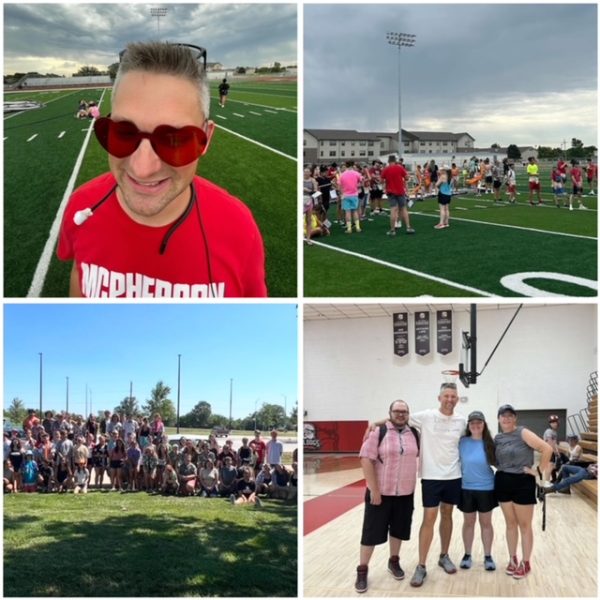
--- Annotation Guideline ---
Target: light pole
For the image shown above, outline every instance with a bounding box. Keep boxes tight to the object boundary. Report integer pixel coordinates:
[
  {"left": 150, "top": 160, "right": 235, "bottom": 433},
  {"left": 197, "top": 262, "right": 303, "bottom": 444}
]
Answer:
[
  {"left": 386, "top": 32, "right": 416, "bottom": 160},
  {"left": 66, "top": 376, "right": 69, "bottom": 414},
  {"left": 38, "top": 353, "right": 43, "bottom": 414},
  {"left": 176, "top": 354, "right": 181, "bottom": 434},
  {"left": 229, "top": 379, "right": 233, "bottom": 430},
  {"left": 254, "top": 398, "right": 259, "bottom": 431},
  {"left": 150, "top": 7, "right": 168, "bottom": 37}
]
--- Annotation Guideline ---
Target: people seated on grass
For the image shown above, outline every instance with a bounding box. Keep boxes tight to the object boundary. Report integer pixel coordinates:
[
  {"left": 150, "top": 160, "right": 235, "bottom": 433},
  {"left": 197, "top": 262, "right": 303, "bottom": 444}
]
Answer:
[
  {"left": 161, "top": 464, "right": 179, "bottom": 495},
  {"left": 20, "top": 451, "right": 39, "bottom": 493},
  {"left": 38, "top": 456, "right": 55, "bottom": 493},
  {"left": 271, "top": 463, "right": 292, "bottom": 499},
  {"left": 4, "top": 459, "right": 17, "bottom": 493},
  {"left": 178, "top": 452, "right": 198, "bottom": 496},
  {"left": 73, "top": 461, "right": 90, "bottom": 494},
  {"left": 255, "top": 463, "right": 273, "bottom": 495},
  {"left": 218, "top": 456, "right": 238, "bottom": 497},
  {"left": 230, "top": 466, "right": 262, "bottom": 507},
  {"left": 218, "top": 439, "right": 237, "bottom": 468},
  {"left": 199, "top": 458, "right": 219, "bottom": 497}
]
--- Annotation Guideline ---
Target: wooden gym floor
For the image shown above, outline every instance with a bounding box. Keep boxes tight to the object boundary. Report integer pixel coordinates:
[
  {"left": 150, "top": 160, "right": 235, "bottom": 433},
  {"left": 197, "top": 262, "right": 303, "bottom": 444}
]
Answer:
[{"left": 304, "top": 454, "right": 597, "bottom": 597}]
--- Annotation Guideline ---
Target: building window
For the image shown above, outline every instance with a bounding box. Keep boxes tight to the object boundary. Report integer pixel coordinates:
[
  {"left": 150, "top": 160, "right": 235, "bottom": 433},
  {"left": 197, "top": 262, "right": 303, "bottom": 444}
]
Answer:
[
  {"left": 351, "top": 142, "right": 356, "bottom": 146},
  {"left": 359, "top": 151, "right": 366, "bottom": 156},
  {"left": 359, "top": 141, "right": 366, "bottom": 146},
  {"left": 351, "top": 151, "right": 355, "bottom": 156},
  {"left": 320, "top": 151, "right": 324, "bottom": 157},
  {"left": 368, "top": 141, "right": 374, "bottom": 147},
  {"left": 368, "top": 151, "right": 374, "bottom": 156},
  {"left": 341, "top": 141, "right": 345, "bottom": 146},
  {"left": 329, "top": 151, "right": 336, "bottom": 157},
  {"left": 341, "top": 151, "right": 346, "bottom": 157}
]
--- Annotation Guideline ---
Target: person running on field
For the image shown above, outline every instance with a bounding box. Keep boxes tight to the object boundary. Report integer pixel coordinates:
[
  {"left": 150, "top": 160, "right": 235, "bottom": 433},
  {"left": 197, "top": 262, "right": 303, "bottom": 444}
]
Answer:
[{"left": 218, "top": 78, "right": 230, "bottom": 107}]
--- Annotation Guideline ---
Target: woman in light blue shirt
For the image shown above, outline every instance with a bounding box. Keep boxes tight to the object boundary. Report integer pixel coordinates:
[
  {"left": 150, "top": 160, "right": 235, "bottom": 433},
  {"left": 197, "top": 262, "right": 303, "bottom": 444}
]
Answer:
[{"left": 458, "top": 411, "right": 498, "bottom": 571}]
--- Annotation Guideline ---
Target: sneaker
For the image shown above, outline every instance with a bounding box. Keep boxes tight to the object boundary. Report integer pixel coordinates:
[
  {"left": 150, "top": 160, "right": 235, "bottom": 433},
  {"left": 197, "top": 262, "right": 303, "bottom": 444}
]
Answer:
[
  {"left": 512, "top": 561, "right": 531, "bottom": 579},
  {"left": 434, "top": 223, "right": 445, "bottom": 229},
  {"left": 579, "top": 204, "right": 588, "bottom": 210},
  {"left": 355, "top": 226, "right": 362, "bottom": 233},
  {"left": 459, "top": 554, "right": 472, "bottom": 569},
  {"left": 395, "top": 221, "right": 402, "bottom": 229},
  {"left": 386, "top": 230, "right": 396, "bottom": 236},
  {"left": 569, "top": 205, "right": 573, "bottom": 211},
  {"left": 438, "top": 554, "right": 457, "bottom": 574},
  {"left": 410, "top": 564, "right": 427, "bottom": 587},
  {"left": 229, "top": 494, "right": 236, "bottom": 504},
  {"left": 355, "top": 565, "right": 368, "bottom": 593},
  {"left": 407, "top": 199, "right": 415, "bottom": 208},
  {"left": 201, "top": 490, "right": 208, "bottom": 497},
  {"left": 387, "top": 556, "right": 405, "bottom": 580},
  {"left": 345, "top": 228, "right": 352, "bottom": 234},
  {"left": 557, "top": 487, "right": 571, "bottom": 495},
  {"left": 505, "top": 556, "right": 519, "bottom": 575},
  {"left": 406, "top": 228, "right": 415, "bottom": 234},
  {"left": 484, "top": 556, "right": 496, "bottom": 571}
]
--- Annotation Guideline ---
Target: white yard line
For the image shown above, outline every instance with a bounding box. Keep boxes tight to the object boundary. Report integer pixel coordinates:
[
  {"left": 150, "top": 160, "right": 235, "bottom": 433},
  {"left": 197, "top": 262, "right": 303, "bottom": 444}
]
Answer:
[
  {"left": 215, "top": 124, "right": 296, "bottom": 161},
  {"left": 308, "top": 242, "right": 494, "bottom": 297},
  {"left": 211, "top": 95, "right": 296, "bottom": 113},
  {"left": 264, "top": 109, "right": 278, "bottom": 114},
  {"left": 58, "top": 131, "right": 66, "bottom": 139},
  {"left": 4, "top": 111, "right": 24, "bottom": 121},
  {"left": 409, "top": 211, "right": 597, "bottom": 240},
  {"left": 26, "top": 134, "right": 38, "bottom": 142},
  {"left": 215, "top": 115, "right": 227, "bottom": 120},
  {"left": 232, "top": 113, "right": 245, "bottom": 118},
  {"left": 249, "top": 111, "right": 262, "bottom": 116},
  {"left": 27, "top": 89, "right": 107, "bottom": 298}
]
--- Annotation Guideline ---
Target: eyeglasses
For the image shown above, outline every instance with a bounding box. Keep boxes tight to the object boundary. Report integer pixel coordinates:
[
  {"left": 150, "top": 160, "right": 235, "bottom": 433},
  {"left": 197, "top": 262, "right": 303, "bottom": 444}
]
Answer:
[{"left": 94, "top": 117, "right": 208, "bottom": 167}]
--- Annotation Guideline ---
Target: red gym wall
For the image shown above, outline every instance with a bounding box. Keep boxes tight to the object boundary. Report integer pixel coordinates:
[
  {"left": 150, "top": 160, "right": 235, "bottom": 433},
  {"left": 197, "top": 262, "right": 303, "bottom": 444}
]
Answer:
[{"left": 304, "top": 421, "right": 368, "bottom": 453}]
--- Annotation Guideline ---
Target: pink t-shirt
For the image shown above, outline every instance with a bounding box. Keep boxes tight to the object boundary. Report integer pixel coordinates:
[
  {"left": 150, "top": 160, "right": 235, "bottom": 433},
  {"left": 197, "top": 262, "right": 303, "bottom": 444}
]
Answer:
[
  {"left": 339, "top": 169, "right": 362, "bottom": 196},
  {"left": 89, "top": 106, "right": 100, "bottom": 119},
  {"left": 359, "top": 421, "right": 418, "bottom": 496}
]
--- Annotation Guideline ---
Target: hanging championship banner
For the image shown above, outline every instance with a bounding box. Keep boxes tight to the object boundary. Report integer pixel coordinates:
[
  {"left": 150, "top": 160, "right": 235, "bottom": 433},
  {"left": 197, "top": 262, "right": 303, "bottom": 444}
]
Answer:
[
  {"left": 437, "top": 310, "right": 453, "bottom": 355},
  {"left": 415, "top": 311, "right": 430, "bottom": 356},
  {"left": 393, "top": 312, "right": 408, "bottom": 357}
]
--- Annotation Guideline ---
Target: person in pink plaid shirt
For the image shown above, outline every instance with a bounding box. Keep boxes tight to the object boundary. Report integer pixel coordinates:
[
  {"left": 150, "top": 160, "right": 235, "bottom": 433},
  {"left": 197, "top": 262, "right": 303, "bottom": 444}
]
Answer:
[{"left": 354, "top": 400, "right": 419, "bottom": 593}]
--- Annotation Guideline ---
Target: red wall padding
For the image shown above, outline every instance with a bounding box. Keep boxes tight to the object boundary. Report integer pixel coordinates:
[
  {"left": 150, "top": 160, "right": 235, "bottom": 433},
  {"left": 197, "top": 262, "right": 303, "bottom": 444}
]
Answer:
[{"left": 304, "top": 421, "right": 368, "bottom": 453}]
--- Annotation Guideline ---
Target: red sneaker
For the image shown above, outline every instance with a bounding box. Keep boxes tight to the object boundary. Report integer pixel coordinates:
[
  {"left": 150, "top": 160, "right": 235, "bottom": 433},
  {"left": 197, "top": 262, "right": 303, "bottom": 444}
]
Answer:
[
  {"left": 505, "top": 556, "right": 519, "bottom": 575},
  {"left": 512, "top": 561, "right": 531, "bottom": 579}
]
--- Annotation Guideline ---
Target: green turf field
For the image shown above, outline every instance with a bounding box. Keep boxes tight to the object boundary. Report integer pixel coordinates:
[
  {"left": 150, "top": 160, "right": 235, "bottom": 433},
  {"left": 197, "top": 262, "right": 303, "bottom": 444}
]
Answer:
[
  {"left": 4, "top": 492, "right": 297, "bottom": 596},
  {"left": 305, "top": 168, "right": 597, "bottom": 297},
  {"left": 4, "top": 79, "right": 297, "bottom": 298}
]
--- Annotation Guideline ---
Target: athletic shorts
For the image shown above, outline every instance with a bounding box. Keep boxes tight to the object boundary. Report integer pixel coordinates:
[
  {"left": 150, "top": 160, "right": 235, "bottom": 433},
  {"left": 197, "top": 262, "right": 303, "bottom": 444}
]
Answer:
[
  {"left": 342, "top": 195, "right": 359, "bottom": 211},
  {"left": 437, "top": 193, "right": 452, "bottom": 206},
  {"left": 421, "top": 478, "right": 462, "bottom": 507},
  {"left": 387, "top": 193, "right": 407, "bottom": 208},
  {"left": 485, "top": 176, "right": 493, "bottom": 184},
  {"left": 370, "top": 188, "right": 383, "bottom": 200},
  {"left": 508, "top": 184, "right": 516, "bottom": 194},
  {"left": 458, "top": 489, "right": 498, "bottom": 513},
  {"left": 360, "top": 489, "right": 414, "bottom": 546},
  {"left": 528, "top": 180, "right": 540, "bottom": 191},
  {"left": 57, "top": 468, "right": 69, "bottom": 483},
  {"left": 493, "top": 180, "right": 502, "bottom": 189},
  {"left": 572, "top": 185, "right": 583, "bottom": 195},
  {"left": 494, "top": 471, "right": 537, "bottom": 505},
  {"left": 110, "top": 460, "right": 123, "bottom": 469}
]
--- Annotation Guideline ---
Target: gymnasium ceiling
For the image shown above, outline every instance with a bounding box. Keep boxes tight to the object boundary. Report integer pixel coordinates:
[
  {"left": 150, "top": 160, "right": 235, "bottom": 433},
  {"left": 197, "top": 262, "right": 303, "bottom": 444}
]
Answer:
[{"left": 303, "top": 303, "right": 569, "bottom": 321}]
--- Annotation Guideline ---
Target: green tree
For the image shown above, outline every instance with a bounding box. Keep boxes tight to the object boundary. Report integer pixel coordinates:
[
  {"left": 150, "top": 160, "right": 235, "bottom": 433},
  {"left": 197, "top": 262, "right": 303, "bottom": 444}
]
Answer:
[
  {"left": 73, "top": 66, "right": 102, "bottom": 77},
  {"left": 4, "top": 398, "right": 28, "bottom": 425},
  {"left": 114, "top": 396, "right": 140, "bottom": 418},
  {"left": 143, "top": 381, "right": 176, "bottom": 425},
  {"left": 506, "top": 144, "right": 521, "bottom": 160},
  {"left": 183, "top": 401, "right": 213, "bottom": 427},
  {"left": 256, "top": 403, "right": 285, "bottom": 430},
  {"left": 107, "top": 62, "right": 119, "bottom": 80},
  {"left": 288, "top": 403, "right": 298, "bottom": 429}
]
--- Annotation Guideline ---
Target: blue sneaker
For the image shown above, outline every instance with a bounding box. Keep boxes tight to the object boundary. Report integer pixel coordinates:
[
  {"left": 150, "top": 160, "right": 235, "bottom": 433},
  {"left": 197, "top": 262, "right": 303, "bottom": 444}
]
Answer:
[
  {"left": 484, "top": 556, "right": 496, "bottom": 571},
  {"left": 460, "top": 554, "right": 472, "bottom": 569}
]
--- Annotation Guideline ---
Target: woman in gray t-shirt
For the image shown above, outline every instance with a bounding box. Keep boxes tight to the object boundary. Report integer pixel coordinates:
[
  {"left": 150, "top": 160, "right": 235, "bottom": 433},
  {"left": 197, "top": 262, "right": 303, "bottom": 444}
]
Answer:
[{"left": 494, "top": 404, "right": 552, "bottom": 580}]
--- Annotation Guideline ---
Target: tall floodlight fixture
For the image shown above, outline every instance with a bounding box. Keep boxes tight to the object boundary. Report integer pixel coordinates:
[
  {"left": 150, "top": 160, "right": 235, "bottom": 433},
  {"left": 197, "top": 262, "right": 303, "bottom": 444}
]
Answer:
[
  {"left": 150, "top": 7, "right": 168, "bottom": 37},
  {"left": 386, "top": 32, "right": 416, "bottom": 160},
  {"left": 176, "top": 354, "right": 181, "bottom": 434}
]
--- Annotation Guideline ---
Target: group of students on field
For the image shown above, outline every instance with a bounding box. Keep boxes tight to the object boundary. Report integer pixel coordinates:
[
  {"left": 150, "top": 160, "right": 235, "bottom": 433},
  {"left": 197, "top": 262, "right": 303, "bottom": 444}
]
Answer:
[{"left": 3, "top": 409, "right": 297, "bottom": 507}]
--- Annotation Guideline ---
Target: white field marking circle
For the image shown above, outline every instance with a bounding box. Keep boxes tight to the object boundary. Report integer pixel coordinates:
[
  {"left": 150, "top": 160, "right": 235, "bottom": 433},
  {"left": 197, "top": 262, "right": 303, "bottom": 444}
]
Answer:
[{"left": 500, "top": 272, "right": 598, "bottom": 297}]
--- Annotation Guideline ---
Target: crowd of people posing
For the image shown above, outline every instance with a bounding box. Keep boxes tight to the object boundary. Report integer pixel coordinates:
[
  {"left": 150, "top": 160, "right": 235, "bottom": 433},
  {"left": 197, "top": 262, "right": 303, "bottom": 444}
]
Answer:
[
  {"left": 4, "top": 409, "right": 297, "bottom": 506},
  {"left": 354, "top": 384, "right": 598, "bottom": 592},
  {"left": 303, "top": 155, "right": 597, "bottom": 241}
]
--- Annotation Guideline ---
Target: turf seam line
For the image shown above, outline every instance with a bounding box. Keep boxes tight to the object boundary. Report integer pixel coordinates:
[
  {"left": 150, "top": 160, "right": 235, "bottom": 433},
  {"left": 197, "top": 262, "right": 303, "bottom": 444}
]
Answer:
[
  {"left": 211, "top": 96, "right": 297, "bottom": 113},
  {"left": 308, "top": 242, "right": 494, "bottom": 297},
  {"left": 26, "top": 88, "right": 107, "bottom": 298},
  {"left": 409, "top": 211, "right": 597, "bottom": 240},
  {"left": 215, "top": 123, "right": 296, "bottom": 161}
]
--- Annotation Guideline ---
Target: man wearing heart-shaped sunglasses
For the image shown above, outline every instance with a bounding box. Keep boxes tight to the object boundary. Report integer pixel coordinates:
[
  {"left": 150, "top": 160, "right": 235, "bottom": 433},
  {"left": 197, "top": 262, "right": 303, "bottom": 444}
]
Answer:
[{"left": 58, "top": 41, "right": 267, "bottom": 298}]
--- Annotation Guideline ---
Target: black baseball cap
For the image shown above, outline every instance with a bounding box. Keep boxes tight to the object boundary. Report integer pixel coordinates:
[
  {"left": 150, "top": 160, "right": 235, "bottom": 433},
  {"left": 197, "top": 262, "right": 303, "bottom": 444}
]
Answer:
[
  {"left": 468, "top": 410, "right": 486, "bottom": 422},
  {"left": 497, "top": 404, "right": 517, "bottom": 417}
]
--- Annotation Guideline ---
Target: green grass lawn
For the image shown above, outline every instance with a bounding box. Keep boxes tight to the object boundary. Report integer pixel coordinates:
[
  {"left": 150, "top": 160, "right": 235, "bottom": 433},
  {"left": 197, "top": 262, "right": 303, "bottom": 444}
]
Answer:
[
  {"left": 304, "top": 169, "right": 597, "bottom": 297},
  {"left": 4, "top": 492, "right": 297, "bottom": 597},
  {"left": 5, "top": 80, "right": 297, "bottom": 298}
]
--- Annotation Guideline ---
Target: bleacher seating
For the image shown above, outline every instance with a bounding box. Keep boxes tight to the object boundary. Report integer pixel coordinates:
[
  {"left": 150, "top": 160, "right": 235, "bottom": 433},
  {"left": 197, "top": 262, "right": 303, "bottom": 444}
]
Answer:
[{"left": 21, "top": 76, "right": 111, "bottom": 88}]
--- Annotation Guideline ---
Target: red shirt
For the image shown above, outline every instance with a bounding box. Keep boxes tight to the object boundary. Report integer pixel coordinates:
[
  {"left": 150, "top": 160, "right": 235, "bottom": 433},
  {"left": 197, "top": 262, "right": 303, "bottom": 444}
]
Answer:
[
  {"left": 587, "top": 163, "right": 597, "bottom": 179},
  {"left": 557, "top": 160, "right": 567, "bottom": 175},
  {"left": 58, "top": 173, "right": 267, "bottom": 298},
  {"left": 571, "top": 167, "right": 583, "bottom": 186},
  {"left": 381, "top": 163, "right": 408, "bottom": 195},
  {"left": 249, "top": 439, "right": 266, "bottom": 463}
]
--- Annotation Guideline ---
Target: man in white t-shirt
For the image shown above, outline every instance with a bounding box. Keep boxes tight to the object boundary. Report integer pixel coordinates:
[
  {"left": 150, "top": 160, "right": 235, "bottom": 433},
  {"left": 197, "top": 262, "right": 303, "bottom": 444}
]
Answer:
[
  {"left": 408, "top": 383, "right": 466, "bottom": 587},
  {"left": 266, "top": 430, "right": 284, "bottom": 466}
]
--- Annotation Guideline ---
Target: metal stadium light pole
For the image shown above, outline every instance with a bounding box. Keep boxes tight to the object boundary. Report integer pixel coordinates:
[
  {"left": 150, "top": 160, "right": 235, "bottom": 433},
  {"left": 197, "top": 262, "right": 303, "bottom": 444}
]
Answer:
[
  {"left": 176, "top": 354, "right": 181, "bottom": 434},
  {"left": 386, "top": 32, "right": 416, "bottom": 160},
  {"left": 66, "top": 376, "right": 69, "bottom": 414},
  {"left": 150, "top": 7, "right": 168, "bottom": 38},
  {"left": 38, "top": 352, "right": 43, "bottom": 414}
]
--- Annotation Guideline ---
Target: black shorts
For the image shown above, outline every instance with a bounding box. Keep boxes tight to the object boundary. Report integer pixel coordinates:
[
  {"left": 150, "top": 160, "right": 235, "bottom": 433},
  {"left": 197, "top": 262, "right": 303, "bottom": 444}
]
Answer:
[
  {"left": 360, "top": 489, "right": 414, "bottom": 546},
  {"left": 573, "top": 185, "right": 583, "bottom": 195},
  {"left": 110, "top": 460, "right": 123, "bottom": 469},
  {"left": 494, "top": 471, "right": 537, "bottom": 505},
  {"left": 370, "top": 188, "right": 383, "bottom": 200},
  {"left": 485, "top": 176, "right": 493, "bottom": 184},
  {"left": 421, "top": 478, "right": 462, "bottom": 507},
  {"left": 57, "top": 468, "right": 69, "bottom": 483},
  {"left": 458, "top": 489, "right": 498, "bottom": 513},
  {"left": 493, "top": 180, "right": 502, "bottom": 189},
  {"left": 438, "top": 192, "right": 452, "bottom": 205}
]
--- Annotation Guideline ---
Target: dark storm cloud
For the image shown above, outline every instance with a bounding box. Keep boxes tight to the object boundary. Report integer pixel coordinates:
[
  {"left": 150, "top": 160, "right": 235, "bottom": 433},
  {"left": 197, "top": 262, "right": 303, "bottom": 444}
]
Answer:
[
  {"left": 304, "top": 3, "right": 597, "bottom": 146},
  {"left": 4, "top": 3, "right": 297, "bottom": 71}
]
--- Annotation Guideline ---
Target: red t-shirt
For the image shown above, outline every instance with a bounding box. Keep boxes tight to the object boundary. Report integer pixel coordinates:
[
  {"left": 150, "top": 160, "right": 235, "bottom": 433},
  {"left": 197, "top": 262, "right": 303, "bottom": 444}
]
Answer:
[
  {"left": 587, "top": 163, "right": 597, "bottom": 179},
  {"left": 58, "top": 173, "right": 267, "bottom": 298},
  {"left": 381, "top": 163, "right": 408, "bottom": 195},
  {"left": 249, "top": 439, "right": 266, "bottom": 463},
  {"left": 557, "top": 160, "right": 567, "bottom": 175},
  {"left": 571, "top": 167, "right": 583, "bottom": 186}
]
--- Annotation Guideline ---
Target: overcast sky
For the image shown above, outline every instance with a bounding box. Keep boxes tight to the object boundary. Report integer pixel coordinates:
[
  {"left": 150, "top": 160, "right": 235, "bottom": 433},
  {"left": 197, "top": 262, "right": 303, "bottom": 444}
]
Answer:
[
  {"left": 304, "top": 3, "right": 597, "bottom": 148},
  {"left": 4, "top": 3, "right": 297, "bottom": 75}
]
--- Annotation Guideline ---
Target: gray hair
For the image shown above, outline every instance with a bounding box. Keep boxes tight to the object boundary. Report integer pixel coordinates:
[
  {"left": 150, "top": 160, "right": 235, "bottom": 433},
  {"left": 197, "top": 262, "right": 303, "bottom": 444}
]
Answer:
[{"left": 113, "top": 41, "right": 210, "bottom": 121}]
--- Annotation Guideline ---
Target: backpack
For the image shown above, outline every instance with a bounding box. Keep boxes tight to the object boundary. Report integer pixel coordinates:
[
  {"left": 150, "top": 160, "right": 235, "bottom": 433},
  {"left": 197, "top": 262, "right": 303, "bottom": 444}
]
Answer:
[{"left": 377, "top": 424, "right": 420, "bottom": 463}]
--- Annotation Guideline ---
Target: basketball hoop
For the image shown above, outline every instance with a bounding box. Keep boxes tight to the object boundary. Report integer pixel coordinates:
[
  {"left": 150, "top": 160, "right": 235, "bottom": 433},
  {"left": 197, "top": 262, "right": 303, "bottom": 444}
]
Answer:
[{"left": 441, "top": 369, "right": 460, "bottom": 384}]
